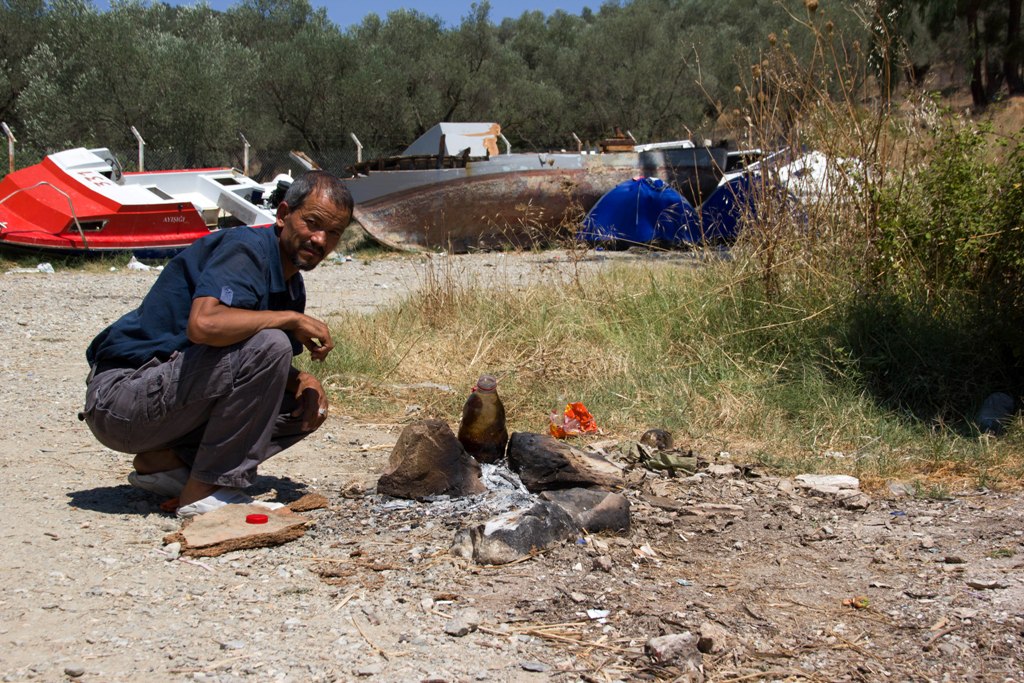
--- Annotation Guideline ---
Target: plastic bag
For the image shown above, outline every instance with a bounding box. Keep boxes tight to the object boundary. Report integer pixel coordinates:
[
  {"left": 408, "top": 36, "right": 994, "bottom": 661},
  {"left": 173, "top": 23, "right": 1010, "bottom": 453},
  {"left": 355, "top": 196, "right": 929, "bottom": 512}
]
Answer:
[{"left": 549, "top": 401, "right": 599, "bottom": 439}]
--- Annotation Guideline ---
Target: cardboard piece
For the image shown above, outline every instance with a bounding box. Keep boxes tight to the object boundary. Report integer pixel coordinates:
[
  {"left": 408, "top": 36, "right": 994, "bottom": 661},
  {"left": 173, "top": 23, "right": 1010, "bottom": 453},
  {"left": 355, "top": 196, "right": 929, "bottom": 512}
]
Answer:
[{"left": 164, "top": 504, "right": 311, "bottom": 557}]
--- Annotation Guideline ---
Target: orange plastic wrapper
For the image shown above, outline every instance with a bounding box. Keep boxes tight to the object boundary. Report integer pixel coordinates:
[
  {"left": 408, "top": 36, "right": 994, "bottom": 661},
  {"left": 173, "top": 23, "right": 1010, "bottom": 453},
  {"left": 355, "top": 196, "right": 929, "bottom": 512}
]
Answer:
[{"left": 549, "top": 402, "right": 599, "bottom": 439}]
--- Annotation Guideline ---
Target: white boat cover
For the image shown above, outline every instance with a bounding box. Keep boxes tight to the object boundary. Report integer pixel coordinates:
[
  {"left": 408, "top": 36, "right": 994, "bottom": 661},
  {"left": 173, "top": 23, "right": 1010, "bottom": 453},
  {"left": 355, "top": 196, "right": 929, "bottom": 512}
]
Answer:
[{"left": 402, "top": 122, "right": 501, "bottom": 158}]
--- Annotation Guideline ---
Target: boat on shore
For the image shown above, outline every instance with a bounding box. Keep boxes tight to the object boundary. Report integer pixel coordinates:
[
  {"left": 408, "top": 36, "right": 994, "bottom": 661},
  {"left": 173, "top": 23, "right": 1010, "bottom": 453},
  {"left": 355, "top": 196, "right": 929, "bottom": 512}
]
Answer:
[
  {"left": 345, "top": 123, "right": 729, "bottom": 253},
  {"left": 0, "top": 147, "right": 279, "bottom": 257}
]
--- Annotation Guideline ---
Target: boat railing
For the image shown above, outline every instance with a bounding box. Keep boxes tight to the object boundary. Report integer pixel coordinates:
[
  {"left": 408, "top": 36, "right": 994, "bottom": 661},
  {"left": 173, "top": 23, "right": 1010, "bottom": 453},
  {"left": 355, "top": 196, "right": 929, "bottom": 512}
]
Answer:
[
  {"left": 347, "top": 148, "right": 484, "bottom": 176},
  {"left": 0, "top": 181, "right": 90, "bottom": 249}
]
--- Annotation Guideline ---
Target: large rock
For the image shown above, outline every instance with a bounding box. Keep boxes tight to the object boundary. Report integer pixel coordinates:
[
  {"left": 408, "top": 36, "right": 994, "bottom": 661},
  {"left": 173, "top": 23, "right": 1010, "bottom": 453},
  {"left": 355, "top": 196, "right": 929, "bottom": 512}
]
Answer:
[
  {"left": 377, "top": 419, "right": 486, "bottom": 499},
  {"left": 506, "top": 432, "right": 624, "bottom": 492},
  {"left": 539, "top": 488, "right": 630, "bottom": 534},
  {"left": 450, "top": 501, "right": 579, "bottom": 565}
]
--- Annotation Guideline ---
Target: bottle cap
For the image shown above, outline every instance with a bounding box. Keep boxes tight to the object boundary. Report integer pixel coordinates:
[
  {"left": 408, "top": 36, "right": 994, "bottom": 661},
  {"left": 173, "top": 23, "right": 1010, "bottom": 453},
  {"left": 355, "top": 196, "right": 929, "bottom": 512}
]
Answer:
[
  {"left": 245, "top": 513, "right": 269, "bottom": 524},
  {"left": 475, "top": 375, "right": 497, "bottom": 392}
]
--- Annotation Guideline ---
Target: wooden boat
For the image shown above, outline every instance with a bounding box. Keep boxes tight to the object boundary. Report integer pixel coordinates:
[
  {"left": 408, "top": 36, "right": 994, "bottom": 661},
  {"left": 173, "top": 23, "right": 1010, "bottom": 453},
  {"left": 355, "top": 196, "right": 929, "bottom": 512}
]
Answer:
[
  {"left": 345, "top": 123, "right": 728, "bottom": 252},
  {"left": 0, "top": 147, "right": 279, "bottom": 257}
]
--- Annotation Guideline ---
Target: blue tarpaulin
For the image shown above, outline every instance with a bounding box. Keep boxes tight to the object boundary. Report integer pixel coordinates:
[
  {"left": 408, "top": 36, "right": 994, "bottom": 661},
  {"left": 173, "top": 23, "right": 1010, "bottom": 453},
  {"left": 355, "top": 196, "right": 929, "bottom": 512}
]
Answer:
[
  {"left": 698, "top": 174, "right": 755, "bottom": 242},
  {"left": 579, "top": 177, "right": 697, "bottom": 247},
  {"left": 582, "top": 175, "right": 758, "bottom": 246}
]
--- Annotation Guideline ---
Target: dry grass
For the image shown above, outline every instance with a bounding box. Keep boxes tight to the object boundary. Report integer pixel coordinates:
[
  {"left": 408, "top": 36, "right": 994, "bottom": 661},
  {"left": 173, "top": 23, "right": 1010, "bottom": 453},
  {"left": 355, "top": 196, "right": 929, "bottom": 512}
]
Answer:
[{"left": 314, "top": 252, "right": 1024, "bottom": 491}]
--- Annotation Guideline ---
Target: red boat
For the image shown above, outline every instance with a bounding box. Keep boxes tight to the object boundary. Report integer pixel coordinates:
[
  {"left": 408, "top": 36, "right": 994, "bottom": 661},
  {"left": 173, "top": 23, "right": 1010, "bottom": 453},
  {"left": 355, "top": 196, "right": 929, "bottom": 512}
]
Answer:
[{"left": 0, "top": 147, "right": 279, "bottom": 257}]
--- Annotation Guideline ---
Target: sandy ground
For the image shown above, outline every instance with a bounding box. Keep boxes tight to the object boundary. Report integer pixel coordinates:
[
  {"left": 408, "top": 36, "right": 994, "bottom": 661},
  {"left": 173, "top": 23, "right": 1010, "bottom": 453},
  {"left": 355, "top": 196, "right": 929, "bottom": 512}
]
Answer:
[{"left": 1, "top": 250, "right": 1022, "bottom": 682}]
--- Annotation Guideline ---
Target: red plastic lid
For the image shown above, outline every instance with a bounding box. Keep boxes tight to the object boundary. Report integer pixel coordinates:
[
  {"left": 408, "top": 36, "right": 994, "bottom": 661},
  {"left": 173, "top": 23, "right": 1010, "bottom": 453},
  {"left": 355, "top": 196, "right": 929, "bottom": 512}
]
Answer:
[{"left": 246, "top": 513, "right": 269, "bottom": 524}]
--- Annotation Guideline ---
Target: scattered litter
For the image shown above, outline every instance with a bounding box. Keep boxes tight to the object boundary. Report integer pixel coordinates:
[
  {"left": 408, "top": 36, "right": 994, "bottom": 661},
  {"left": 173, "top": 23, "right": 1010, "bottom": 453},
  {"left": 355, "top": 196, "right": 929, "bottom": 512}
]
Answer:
[
  {"left": 586, "top": 609, "right": 610, "bottom": 620},
  {"left": 634, "top": 544, "right": 658, "bottom": 559},
  {"left": 842, "top": 596, "right": 870, "bottom": 609},
  {"left": 6, "top": 262, "right": 55, "bottom": 275},
  {"left": 675, "top": 579, "right": 694, "bottom": 586},
  {"left": 549, "top": 402, "right": 599, "bottom": 438},
  {"left": 127, "top": 256, "right": 151, "bottom": 271}
]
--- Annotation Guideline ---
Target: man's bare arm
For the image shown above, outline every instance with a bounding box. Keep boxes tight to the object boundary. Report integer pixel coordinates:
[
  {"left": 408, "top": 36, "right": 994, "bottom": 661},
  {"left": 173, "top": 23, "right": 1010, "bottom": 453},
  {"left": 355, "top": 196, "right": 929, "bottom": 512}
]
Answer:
[{"left": 187, "top": 296, "right": 334, "bottom": 360}]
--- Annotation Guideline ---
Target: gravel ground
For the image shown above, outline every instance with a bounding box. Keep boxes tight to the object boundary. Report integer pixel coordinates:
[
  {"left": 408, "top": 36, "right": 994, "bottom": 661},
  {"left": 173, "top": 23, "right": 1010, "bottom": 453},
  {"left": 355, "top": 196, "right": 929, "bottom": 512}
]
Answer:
[{"left": 1, "top": 250, "right": 1022, "bottom": 682}]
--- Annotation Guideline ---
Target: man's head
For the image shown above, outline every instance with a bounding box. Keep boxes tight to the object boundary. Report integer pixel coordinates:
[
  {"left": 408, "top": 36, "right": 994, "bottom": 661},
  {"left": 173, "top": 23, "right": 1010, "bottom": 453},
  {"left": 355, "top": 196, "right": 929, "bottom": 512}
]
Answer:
[{"left": 276, "top": 171, "right": 354, "bottom": 275}]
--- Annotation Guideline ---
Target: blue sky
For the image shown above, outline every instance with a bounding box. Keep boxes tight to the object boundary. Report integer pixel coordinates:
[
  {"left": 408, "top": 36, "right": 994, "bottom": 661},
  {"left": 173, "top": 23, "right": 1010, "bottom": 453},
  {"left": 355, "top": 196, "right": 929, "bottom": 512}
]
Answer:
[
  {"left": 320, "top": 0, "right": 598, "bottom": 27},
  {"left": 94, "top": 1, "right": 599, "bottom": 29}
]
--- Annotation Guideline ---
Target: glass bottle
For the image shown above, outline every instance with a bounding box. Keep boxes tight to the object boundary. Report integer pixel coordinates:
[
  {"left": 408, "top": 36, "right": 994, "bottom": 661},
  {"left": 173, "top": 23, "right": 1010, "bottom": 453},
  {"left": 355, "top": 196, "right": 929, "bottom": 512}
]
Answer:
[{"left": 457, "top": 374, "right": 508, "bottom": 464}]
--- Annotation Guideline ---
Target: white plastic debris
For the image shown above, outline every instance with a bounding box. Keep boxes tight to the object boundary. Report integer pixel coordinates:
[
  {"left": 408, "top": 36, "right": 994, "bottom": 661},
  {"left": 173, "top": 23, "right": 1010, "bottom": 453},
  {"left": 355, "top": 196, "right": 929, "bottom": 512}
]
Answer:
[
  {"left": 127, "top": 256, "right": 151, "bottom": 271},
  {"left": 6, "top": 263, "right": 55, "bottom": 275}
]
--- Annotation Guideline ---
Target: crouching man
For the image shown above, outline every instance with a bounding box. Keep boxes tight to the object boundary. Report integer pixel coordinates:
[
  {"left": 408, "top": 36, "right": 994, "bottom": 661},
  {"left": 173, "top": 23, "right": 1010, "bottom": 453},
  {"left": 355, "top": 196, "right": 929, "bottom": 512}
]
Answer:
[{"left": 80, "top": 171, "right": 353, "bottom": 518}]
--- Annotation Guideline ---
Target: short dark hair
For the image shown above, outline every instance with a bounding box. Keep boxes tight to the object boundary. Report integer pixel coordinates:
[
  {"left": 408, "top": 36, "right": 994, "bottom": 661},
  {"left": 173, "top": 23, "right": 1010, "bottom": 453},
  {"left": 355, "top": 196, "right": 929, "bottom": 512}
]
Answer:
[{"left": 283, "top": 170, "right": 353, "bottom": 216}]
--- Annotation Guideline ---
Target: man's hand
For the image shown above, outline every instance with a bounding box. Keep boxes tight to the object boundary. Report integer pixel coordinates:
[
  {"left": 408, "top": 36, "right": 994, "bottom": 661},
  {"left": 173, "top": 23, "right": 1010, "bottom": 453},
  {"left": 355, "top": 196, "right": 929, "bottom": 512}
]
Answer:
[
  {"left": 291, "top": 314, "right": 334, "bottom": 362},
  {"left": 290, "top": 370, "right": 328, "bottom": 431}
]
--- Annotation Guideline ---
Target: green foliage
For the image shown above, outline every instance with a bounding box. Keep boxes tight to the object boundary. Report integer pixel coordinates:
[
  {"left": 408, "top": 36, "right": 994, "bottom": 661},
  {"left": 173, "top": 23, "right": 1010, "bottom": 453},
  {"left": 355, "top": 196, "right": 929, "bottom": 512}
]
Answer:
[
  {"left": 0, "top": 0, "right": 880, "bottom": 167},
  {"left": 867, "top": 120, "right": 1024, "bottom": 409}
]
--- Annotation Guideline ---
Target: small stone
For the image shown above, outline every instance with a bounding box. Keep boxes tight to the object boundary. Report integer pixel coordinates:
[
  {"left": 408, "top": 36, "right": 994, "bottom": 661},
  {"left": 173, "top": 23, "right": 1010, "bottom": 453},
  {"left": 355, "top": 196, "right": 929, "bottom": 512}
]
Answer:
[
  {"left": 64, "top": 666, "right": 86, "bottom": 678},
  {"left": 697, "top": 621, "right": 732, "bottom": 654},
  {"left": 645, "top": 631, "right": 702, "bottom": 667},
  {"left": 164, "top": 542, "right": 181, "bottom": 560},
  {"left": 706, "top": 464, "right": 739, "bottom": 477},
  {"left": 219, "top": 640, "right": 245, "bottom": 650},
  {"left": 887, "top": 481, "right": 914, "bottom": 498},
  {"left": 593, "top": 555, "right": 613, "bottom": 573},
  {"left": 356, "top": 663, "right": 384, "bottom": 677},
  {"left": 795, "top": 474, "right": 860, "bottom": 490},
  {"left": 444, "top": 608, "right": 481, "bottom": 637},
  {"left": 520, "top": 661, "right": 551, "bottom": 672},
  {"left": 835, "top": 489, "right": 872, "bottom": 510},
  {"left": 920, "top": 535, "right": 935, "bottom": 550}
]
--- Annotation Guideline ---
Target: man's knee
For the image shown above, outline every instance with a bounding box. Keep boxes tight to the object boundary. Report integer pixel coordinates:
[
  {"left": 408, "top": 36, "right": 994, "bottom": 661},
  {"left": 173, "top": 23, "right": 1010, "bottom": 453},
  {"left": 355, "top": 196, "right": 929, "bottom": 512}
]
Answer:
[{"left": 248, "top": 329, "right": 294, "bottom": 367}]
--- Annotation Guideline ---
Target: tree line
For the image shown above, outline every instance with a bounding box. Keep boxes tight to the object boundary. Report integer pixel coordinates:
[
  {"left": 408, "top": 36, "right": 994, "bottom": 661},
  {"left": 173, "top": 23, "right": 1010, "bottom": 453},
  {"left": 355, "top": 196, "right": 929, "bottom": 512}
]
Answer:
[{"left": 0, "top": 0, "right": 1020, "bottom": 175}]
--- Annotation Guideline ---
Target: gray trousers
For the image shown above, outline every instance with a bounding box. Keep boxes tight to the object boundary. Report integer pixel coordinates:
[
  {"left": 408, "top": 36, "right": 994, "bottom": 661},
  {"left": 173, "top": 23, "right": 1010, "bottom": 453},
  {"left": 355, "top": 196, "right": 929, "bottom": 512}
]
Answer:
[{"left": 82, "top": 329, "right": 310, "bottom": 488}]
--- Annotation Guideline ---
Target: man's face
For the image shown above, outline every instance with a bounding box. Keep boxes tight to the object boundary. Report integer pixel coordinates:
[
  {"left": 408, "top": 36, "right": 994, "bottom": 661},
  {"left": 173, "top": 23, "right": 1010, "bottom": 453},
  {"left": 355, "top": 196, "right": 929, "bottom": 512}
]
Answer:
[{"left": 277, "top": 189, "right": 351, "bottom": 273}]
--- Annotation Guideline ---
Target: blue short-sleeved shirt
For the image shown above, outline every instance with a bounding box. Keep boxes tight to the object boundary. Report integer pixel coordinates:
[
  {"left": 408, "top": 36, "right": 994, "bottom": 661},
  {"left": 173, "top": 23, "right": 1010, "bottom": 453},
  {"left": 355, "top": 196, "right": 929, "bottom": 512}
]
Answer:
[{"left": 86, "top": 226, "right": 305, "bottom": 368}]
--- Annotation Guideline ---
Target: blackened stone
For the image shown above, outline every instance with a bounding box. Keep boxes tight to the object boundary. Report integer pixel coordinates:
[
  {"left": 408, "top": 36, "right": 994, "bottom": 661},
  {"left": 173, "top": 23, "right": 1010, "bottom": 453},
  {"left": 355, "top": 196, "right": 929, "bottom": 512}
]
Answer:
[
  {"left": 377, "top": 419, "right": 486, "bottom": 499},
  {"left": 506, "top": 432, "right": 623, "bottom": 492},
  {"left": 539, "top": 488, "right": 630, "bottom": 534},
  {"left": 451, "top": 501, "right": 579, "bottom": 565}
]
